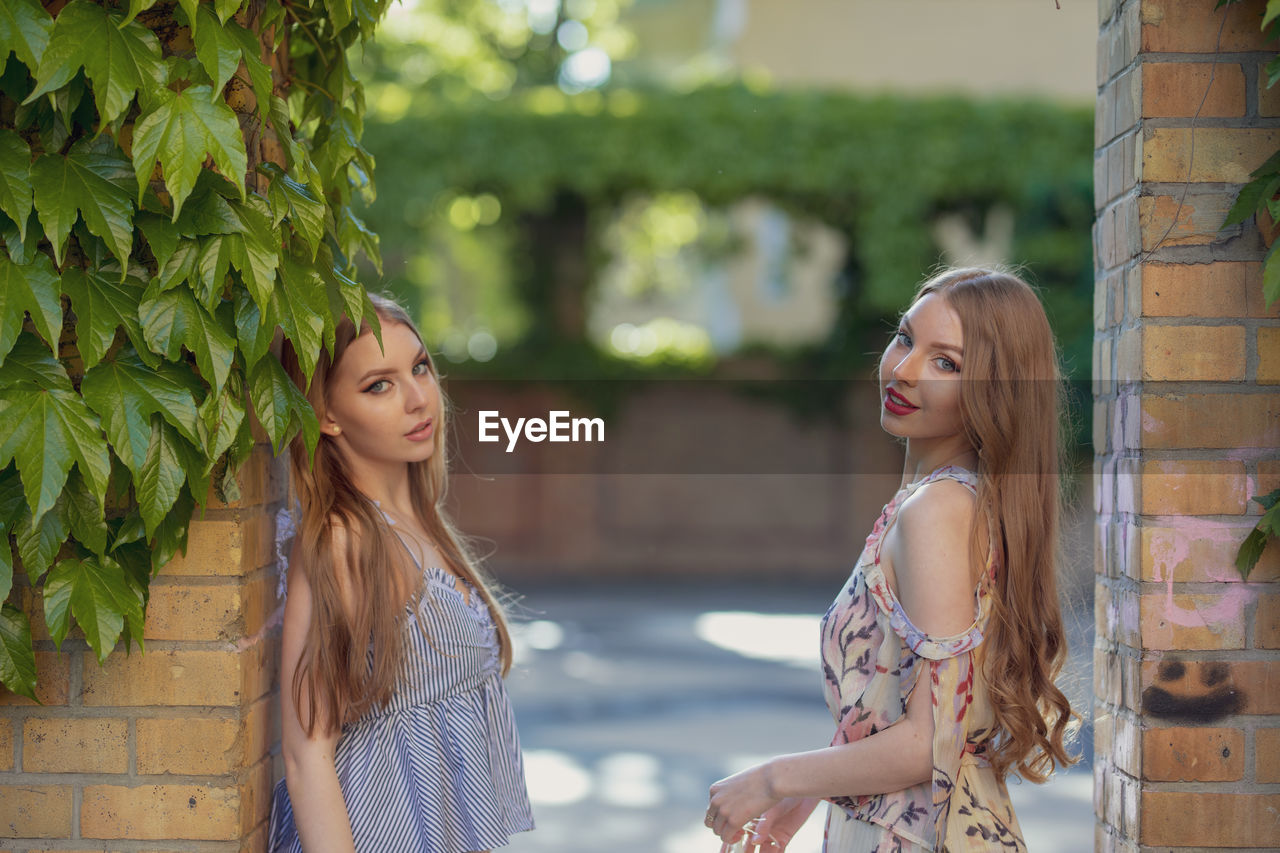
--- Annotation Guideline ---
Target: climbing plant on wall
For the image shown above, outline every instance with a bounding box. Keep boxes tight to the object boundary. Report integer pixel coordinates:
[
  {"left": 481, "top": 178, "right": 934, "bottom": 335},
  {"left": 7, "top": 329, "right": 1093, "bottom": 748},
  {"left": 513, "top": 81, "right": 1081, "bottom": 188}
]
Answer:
[
  {"left": 1218, "top": 0, "right": 1280, "bottom": 577},
  {"left": 0, "top": 0, "right": 389, "bottom": 699}
]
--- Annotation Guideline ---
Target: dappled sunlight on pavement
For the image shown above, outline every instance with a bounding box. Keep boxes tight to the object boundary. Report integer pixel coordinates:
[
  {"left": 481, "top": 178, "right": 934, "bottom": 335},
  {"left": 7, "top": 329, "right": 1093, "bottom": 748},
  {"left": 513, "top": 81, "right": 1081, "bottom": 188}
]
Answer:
[{"left": 502, "top": 582, "right": 1092, "bottom": 852}]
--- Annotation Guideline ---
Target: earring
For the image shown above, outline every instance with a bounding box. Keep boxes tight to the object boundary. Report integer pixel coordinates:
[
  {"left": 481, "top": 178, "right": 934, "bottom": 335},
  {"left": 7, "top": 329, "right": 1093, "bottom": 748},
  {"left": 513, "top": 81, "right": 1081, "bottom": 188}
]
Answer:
[{"left": 328, "top": 426, "right": 341, "bottom": 436}]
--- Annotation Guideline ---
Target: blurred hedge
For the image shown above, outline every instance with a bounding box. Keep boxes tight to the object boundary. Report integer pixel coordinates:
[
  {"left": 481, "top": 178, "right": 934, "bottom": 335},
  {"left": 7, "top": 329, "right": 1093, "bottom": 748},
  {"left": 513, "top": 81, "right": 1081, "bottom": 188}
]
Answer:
[{"left": 361, "top": 85, "right": 1094, "bottom": 378}]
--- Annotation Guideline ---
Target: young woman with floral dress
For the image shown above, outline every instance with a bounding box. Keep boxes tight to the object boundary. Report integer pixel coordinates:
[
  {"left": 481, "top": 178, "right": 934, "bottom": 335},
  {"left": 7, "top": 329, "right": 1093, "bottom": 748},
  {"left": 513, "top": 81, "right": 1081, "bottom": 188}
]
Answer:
[{"left": 706, "top": 268, "right": 1077, "bottom": 852}]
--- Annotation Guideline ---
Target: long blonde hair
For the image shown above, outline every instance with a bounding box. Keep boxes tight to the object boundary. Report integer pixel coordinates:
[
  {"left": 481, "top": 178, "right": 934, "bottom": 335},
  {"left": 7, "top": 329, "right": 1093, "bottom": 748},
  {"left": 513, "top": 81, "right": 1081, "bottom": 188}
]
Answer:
[
  {"left": 912, "top": 267, "right": 1076, "bottom": 782},
  {"left": 280, "top": 295, "right": 513, "bottom": 735}
]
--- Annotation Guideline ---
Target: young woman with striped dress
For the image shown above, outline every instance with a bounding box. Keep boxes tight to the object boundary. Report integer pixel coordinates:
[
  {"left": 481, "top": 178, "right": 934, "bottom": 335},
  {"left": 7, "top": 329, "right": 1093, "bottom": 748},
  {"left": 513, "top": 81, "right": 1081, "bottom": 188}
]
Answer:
[{"left": 267, "top": 295, "right": 534, "bottom": 852}]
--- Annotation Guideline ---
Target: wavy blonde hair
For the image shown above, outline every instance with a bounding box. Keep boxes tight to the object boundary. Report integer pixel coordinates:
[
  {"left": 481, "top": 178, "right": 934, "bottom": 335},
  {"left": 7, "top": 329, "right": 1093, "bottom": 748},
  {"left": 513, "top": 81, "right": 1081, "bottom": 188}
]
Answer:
[
  {"left": 280, "top": 295, "right": 513, "bottom": 735},
  {"left": 911, "top": 267, "right": 1077, "bottom": 782}
]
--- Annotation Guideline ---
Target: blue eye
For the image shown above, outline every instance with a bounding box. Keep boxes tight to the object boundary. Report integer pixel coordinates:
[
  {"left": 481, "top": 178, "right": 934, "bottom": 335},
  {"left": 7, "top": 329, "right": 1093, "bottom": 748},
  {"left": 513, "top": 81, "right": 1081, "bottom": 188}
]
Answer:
[
  {"left": 364, "top": 379, "right": 388, "bottom": 393},
  {"left": 936, "top": 357, "right": 958, "bottom": 373},
  {"left": 895, "top": 330, "right": 911, "bottom": 346},
  {"left": 413, "top": 359, "right": 431, "bottom": 375}
]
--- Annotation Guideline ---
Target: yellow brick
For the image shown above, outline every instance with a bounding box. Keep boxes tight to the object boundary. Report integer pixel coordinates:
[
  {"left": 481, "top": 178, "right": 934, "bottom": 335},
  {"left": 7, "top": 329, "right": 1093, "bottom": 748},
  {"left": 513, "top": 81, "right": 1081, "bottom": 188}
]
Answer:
[
  {"left": 1143, "top": 128, "right": 1280, "bottom": 184},
  {"left": 1258, "top": 595, "right": 1280, "bottom": 649},
  {"left": 203, "top": 446, "right": 286, "bottom": 510},
  {"left": 0, "top": 652, "right": 70, "bottom": 707},
  {"left": 240, "top": 573, "right": 279, "bottom": 640},
  {"left": 243, "top": 823, "right": 269, "bottom": 853},
  {"left": 0, "top": 785, "right": 73, "bottom": 838},
  {"left": 1143, "top": 727, "right": 1243, "bottom": 781},
  {"left": 144, "top": 582, "right": 241, "bottom": 642},
  {"left": 238, "top": 634, "right": 279, "bottom": 708},
  {"left": 1258, "top": 728, "right": 1280, "bottom": 783},
  {"left": 1139, "top": 591, "right": 1246, "bottom": 649},
  {"left": 0, "top": 720, "right": 10, "bottom": 772},
  {"left": 1260, "top": 459, "right": 1280, "bottom": 496},
  {"left": 239, "top": 756, "right": 274, "bottom": 839},
  {"left": 1259, "top": 326, "right": 1280, "bottom": 384},
  {"left": 1141, "top": 392, "right": 1280, "bottom": 449},
  {"left": 136, "top": 716, "right": 240, "bottom": 776},
  {"left": 1142, "top": 792, "right": 1280, "bottom": 847},
  {"left": 1142, "top": 262, "right": 1249, "bottom": 317},
  {"left": 1141, "top": 0, "right": 1271, "bottom": 53},
  {"left": 1142, "top": 324, "right": 1245, "bottom": 381},
  {"left": 1143, "top": 522, "right": 1280, "bottom": 582},
  {"left": 1246, "top": 265, "right": 1280, "bottom": 319},
  {"left": 81, "top": 649, "right": 243, "bottom": 708},
  {"left": 1115, "top": 328, "right": 1138, "bottom": 382},
  {"left": 1261, "top": 61, "right": 1280, "bottom": 117},
  {"left": 23, "top": 718, "right": 128, "bottom": 774},
  {"left": 241, "top": 696, "right": 273, "bottom": 768},
  {"left": 80, "top": 784, "right": 240, "bottom": 841},
  {"left": 1143, "top": 62, "right": 1245, "bottom": 118},
  {"left": 1141, "top": 460, "right": 1247, "bottom": 515},
  {"left": 161, "top": 519, "right": 244, "bottom": 576},
  {"left": 1138, "top": 193, "right": 1234, "bottom": 249}
]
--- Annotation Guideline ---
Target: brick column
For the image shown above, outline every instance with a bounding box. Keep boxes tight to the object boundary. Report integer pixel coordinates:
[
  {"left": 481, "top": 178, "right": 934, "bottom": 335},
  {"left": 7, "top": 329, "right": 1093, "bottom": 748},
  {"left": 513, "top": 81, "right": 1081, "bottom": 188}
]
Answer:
[
  {"left": 0, "top": 446, "right": 284, "bottom": 851},
  {"left": 1094, "top": 1, "right": 1280, "bottom": 850}
]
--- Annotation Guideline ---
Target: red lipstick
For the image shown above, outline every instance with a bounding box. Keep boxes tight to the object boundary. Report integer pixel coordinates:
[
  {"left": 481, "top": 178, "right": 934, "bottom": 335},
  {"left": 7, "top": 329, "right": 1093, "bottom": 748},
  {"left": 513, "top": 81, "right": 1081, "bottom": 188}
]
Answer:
[{"left": 884, "top": 388, "right": 918, "bottom": 416}]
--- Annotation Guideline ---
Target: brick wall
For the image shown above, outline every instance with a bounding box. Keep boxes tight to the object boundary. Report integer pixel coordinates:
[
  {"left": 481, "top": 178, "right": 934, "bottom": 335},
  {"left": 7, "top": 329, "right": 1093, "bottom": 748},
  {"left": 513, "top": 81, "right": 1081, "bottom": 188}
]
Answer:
[
  {"left": 0, "top": 446, "right": 285, "bottom": 851},
  {"left": 1095, "top": 0, "right": 1280, "bottom": 850}
]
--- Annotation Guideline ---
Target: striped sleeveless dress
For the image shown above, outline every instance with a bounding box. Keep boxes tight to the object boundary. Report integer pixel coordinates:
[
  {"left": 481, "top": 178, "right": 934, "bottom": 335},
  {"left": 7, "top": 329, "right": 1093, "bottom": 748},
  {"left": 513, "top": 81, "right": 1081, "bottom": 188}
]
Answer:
[{"left": 268, "top": 520, "right": 535, "bottom": 852}]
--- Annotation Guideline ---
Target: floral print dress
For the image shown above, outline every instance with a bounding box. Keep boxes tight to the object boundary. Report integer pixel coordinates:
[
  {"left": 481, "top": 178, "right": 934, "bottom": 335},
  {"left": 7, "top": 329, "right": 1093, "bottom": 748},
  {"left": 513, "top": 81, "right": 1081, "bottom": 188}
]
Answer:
[{"left": 818, "top": 466, "right": 1026, "bottom": 852}]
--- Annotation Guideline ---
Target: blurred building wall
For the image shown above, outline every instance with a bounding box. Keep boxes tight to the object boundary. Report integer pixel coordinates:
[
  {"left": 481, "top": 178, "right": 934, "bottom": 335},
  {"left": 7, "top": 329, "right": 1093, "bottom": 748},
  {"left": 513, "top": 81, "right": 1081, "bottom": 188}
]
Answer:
[
  {"left": 446, "top": 382, "right": 904, "bottom": 580},
  {"left": 624, "top": 0, "right": 1096, "bottom": 101},
  {"left": 732, "top": 0, "right": 1095, "bottom": 100}
]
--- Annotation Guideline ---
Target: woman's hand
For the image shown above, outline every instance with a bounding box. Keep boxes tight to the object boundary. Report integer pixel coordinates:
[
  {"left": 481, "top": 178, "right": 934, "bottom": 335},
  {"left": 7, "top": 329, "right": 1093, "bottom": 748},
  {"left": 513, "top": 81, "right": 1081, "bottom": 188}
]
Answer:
[
  {"left": 707, "top": 762, "right": 780, "bottom": 844},
  {"left": 748, "top": 796, "right": 820, "bottom": 850},
  {"left": 712, "top": 795, "right": 821, "bottom": 852}
]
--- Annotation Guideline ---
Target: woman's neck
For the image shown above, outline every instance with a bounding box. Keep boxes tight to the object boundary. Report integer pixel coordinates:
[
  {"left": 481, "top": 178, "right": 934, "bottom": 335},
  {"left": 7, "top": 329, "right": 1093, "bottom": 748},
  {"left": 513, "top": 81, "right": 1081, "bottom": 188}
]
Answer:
[
  {"left": 900, "top": 438, "right": 978, "bottom": 490},
  {"left": 347, "top": 461, "right": 415, "bottom": 519}
]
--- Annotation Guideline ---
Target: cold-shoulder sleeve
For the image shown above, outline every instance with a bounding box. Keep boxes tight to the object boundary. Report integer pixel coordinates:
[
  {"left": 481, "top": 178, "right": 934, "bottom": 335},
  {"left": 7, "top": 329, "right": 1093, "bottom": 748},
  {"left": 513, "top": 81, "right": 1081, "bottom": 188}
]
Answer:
[
  {"left": 873, "top": 579, "right": 989, "bottom": 850},
  {"left": 924, "top": 650, "right": 979, "bottom": 847}
]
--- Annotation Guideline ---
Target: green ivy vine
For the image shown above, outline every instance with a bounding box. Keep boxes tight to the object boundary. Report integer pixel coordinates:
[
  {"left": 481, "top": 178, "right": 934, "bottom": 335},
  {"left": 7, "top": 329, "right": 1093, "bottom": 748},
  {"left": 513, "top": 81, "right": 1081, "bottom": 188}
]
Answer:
[
  {"left": 0, "top": 0, "right": 390, "bottom": 700},
  {"left": 1217, "top": 0, "right": 1280, "bottom": 578}
]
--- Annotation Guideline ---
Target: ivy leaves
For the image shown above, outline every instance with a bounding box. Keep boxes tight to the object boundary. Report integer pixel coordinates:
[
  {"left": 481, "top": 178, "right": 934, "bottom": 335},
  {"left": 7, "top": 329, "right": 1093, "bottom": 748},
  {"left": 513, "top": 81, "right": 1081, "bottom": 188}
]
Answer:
[
  {"left": 44, "top": 556, "right": 145, "bottom": 663},
  {"left": 0, "top": 386, "right": 110, "bottom": 528},
  {"left": 0, "top": 0, "right": 393, "bottom": 703},
  {"left": 26, "top": 0, "right": 165, "bottom": 126},
  {"left": 31, "top": 137, "right": 138, "bottom": 267},
  {"left": 0, "top": 130, "right": 34, "bottom": 242},
  {"left": 0, "top": 0, "right": 53, "bottom": 70},
  {"left": 80, "top": 352, "right": 201, "bottom": 485},
  {"left": 0, "top": 252, "right": 60, "bottom": 365},
  {"left": 131, "top": 85, "right": 246, "bottom": 219}
]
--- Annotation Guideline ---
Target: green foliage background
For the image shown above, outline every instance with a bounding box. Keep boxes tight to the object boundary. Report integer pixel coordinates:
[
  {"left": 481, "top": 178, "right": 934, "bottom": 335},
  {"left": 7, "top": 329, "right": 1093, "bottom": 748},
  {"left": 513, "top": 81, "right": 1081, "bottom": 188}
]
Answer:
[
  {"left": 0, "top": 0, "right": 389, "bottom": 699},
  {"left": 362, "top": 86, "right": 1095, "bottom": 382}
]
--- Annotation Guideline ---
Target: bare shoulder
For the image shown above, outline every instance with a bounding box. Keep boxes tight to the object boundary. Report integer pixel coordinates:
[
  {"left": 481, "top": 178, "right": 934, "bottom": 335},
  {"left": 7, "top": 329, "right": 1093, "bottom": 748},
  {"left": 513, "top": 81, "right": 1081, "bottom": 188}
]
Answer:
[
  {"left": 897, "top": 477, "right": 976, "bottom": 531},
  {"left": 886, "top": 478, "right": 978, "bottom": 638},
  {"left": 285, "top": 515, "right": 361, "bottom": 623}
]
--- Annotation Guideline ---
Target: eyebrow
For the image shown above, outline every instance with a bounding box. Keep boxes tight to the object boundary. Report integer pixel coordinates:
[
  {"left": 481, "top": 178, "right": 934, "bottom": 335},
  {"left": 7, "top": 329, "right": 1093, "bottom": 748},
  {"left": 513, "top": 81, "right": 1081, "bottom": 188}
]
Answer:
[
  {"left": 357, "top": 348, "right": 429, "bottom": 384},
  {"left": 901, "top": 317, "right": 963, "bottom": 357}
]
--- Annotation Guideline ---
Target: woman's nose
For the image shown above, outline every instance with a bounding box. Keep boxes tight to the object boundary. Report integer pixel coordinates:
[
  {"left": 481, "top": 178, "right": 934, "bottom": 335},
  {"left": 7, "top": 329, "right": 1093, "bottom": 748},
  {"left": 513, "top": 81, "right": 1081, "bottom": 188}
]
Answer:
[
  {"left": 891, "top": 352, "right": 918, "bottom": 384},
  {"left": 404, "top": 377, "right": 430, "bottom": 410}
]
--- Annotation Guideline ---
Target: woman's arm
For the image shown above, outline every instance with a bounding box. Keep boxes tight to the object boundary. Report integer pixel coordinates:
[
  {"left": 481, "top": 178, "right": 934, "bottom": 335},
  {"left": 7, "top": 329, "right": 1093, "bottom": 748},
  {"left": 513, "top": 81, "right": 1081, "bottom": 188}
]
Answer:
[
  {"left": 708, "top": 480, "right": 978, "bottom": 842},
  {"left": 280, "top": 531, "right": 357, "bottom": 853},
  {"left": 708, "top": 661, "right": 934, "bottom": 840}
]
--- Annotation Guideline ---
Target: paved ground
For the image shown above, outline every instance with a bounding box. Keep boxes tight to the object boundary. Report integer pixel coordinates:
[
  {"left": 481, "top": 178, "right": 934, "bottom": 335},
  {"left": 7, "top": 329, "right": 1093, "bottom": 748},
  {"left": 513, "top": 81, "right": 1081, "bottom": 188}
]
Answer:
[{"left": 498, "top": 579, "right": 1094, "bottom": 853}]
